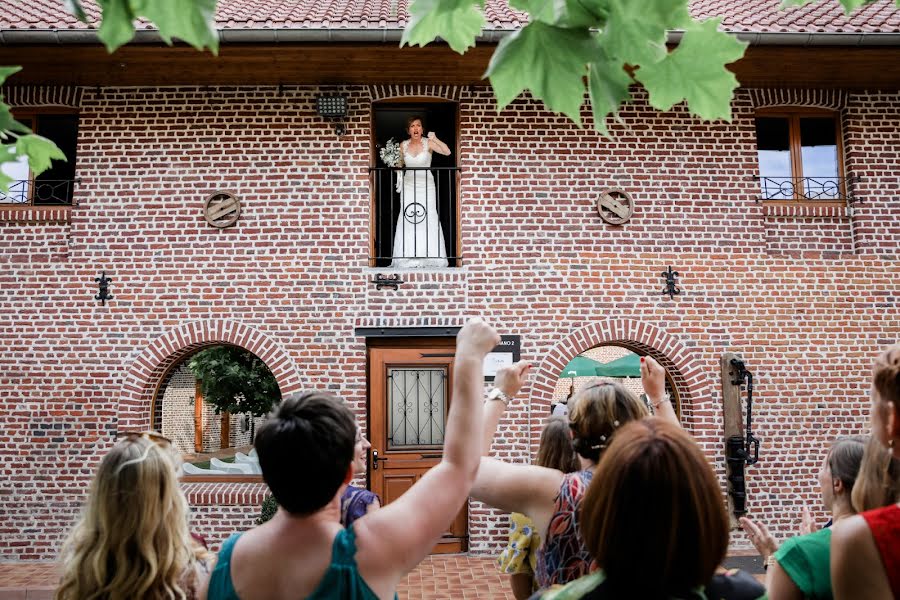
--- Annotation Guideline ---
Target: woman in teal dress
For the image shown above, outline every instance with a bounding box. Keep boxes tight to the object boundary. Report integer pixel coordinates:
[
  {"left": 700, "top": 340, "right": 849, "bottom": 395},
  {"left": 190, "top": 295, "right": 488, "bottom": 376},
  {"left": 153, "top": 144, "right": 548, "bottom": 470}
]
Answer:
[
  {"left": 740, "top": 435, "right": 869, "bottom": 600},
  {"left": 201, "top": 319, "right": 500, "bottom": 600}
]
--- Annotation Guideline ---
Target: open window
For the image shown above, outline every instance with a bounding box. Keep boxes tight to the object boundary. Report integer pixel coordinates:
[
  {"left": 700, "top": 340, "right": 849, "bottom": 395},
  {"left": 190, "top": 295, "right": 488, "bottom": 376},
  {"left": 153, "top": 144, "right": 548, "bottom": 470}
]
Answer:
[
  {"left": 371, "top": 100, "right": 459, "bottom": 268},
  {"left": 755, "top": 109, "right": 848, "bottom": 203},
  {"left": 2, "top": 110, "right": 79, "bottom": 205}
]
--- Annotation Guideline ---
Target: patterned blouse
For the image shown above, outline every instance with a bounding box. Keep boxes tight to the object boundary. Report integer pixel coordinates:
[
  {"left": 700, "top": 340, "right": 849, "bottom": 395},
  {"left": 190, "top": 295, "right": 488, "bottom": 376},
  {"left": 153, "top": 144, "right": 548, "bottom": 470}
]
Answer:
[
  {"left": 340, "top": 485, "right": 380, "bottom": 528},
  {"left": 535, "top": 469, "right": 595, "bottom": 588},
  {"left": 498, "top": 512, "right": 541, "bottom": 578}
]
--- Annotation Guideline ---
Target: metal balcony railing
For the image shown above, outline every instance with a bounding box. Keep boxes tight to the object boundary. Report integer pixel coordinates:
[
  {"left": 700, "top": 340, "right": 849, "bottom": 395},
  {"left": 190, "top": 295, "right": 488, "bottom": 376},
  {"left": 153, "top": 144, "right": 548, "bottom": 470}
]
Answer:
[
  {"left": 0, "top": 179, "right": 79, "bottom": 205},
  {"left": 756, "top": 175, "right": 858, "bottom": 202},
  {"left": 370, "top": 167, "right": 460, "bottom": 268}
]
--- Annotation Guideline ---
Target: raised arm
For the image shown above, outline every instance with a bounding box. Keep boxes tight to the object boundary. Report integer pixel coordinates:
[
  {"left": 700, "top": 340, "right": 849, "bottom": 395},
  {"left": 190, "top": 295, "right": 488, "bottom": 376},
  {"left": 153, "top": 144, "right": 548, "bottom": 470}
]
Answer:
[
  {"left": 641, "top": 356, "right": 679, "bottom": 426},
  {"left": 354, "top": 318, "right": 499, "bottom": 596},
  {"left": 426, "top": 132, "right": 451, "bottom": 156},
  {"left": 482, "top": 362, "right": 531, "bottom": 456}
]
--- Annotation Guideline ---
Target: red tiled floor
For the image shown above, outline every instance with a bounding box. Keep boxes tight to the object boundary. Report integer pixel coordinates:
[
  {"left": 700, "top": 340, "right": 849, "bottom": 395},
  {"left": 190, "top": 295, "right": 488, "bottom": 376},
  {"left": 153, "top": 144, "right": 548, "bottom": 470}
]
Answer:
[{"left": 0, "top": 556, "right": 515, "bottom": 599}]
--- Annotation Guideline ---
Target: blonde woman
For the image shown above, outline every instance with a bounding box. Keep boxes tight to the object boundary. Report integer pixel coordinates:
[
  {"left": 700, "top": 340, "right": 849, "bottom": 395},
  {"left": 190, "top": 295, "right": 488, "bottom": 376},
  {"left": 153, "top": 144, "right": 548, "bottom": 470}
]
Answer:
[{"left": 57, "top": 432, "right": 212, "bottom": 600}]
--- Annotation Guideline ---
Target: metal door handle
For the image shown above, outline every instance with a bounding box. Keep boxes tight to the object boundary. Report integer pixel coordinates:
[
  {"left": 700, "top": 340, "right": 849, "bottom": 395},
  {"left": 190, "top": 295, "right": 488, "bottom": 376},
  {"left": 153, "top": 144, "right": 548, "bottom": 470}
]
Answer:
[{"left": 372, "top": 449, "right": 388, "bottom": 470}]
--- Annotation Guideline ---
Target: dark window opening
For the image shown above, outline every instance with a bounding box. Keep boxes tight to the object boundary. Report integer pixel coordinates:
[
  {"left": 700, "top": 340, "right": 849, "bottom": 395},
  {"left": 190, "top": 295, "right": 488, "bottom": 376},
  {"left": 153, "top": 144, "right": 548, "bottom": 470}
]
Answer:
[{"left": 2, "top": 112, "right": 79, "bottom": 205}]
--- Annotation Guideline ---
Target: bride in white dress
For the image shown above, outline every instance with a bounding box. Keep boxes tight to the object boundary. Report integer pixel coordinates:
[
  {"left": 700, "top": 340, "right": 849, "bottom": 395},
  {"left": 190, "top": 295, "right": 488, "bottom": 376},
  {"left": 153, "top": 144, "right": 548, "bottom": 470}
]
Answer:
[{"left": 390, "top": 116, "right": 452, "bottom": 268}]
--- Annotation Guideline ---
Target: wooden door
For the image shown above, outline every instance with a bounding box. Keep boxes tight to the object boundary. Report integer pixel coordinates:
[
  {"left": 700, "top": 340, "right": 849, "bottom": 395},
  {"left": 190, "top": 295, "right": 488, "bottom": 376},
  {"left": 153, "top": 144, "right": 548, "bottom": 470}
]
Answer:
[{"left": 369, "top": 344, "right": 467, "bottom": 553}]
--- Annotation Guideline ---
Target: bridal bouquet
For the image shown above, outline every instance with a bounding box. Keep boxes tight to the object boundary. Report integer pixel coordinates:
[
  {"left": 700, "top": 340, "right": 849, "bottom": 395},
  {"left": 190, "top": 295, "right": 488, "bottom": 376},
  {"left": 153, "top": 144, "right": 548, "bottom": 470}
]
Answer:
[
  {"left": 380, "top": 138, "right": 404, "bottom": 168},
  {"left": 380, "top": 138, "right": 404, "bottom": 193}
]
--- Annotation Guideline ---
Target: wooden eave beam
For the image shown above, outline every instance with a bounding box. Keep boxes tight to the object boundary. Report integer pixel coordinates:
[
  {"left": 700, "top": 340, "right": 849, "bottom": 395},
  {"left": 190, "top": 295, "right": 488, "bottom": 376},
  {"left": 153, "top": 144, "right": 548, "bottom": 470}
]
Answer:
[{"left": 0, "top": 43, "right": 898, "bottom": 89}]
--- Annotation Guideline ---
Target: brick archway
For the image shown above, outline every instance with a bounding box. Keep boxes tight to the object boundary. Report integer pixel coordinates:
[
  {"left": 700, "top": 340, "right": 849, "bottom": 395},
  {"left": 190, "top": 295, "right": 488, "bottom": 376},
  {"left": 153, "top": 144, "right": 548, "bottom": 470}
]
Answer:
[
  {"left": 529, "top": 319, "right": 708, "bottom": 425},
  {"left": 117, "top": 320, "right": 303, "bottom": 431}
]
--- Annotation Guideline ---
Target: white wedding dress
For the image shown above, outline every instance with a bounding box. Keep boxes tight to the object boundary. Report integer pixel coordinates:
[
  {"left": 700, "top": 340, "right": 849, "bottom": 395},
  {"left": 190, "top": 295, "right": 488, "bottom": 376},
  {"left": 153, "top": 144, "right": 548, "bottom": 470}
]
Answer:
[{"left": 390, "top": 141, "right": 449, "bottom": 268}]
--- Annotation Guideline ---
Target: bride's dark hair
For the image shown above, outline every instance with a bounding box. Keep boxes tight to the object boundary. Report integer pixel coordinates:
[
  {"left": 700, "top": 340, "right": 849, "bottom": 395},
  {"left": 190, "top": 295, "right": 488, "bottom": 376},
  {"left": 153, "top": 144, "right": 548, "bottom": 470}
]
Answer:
[{"left": 406, "top": 115, "right": 425, "bottom": 130}]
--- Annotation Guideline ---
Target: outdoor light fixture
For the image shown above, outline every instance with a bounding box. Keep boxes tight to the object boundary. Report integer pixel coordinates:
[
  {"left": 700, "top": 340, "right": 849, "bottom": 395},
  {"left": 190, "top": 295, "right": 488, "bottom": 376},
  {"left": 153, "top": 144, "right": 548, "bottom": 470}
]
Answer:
[{"left": 316, "top": 94, "right": 348, "bottom": 136}]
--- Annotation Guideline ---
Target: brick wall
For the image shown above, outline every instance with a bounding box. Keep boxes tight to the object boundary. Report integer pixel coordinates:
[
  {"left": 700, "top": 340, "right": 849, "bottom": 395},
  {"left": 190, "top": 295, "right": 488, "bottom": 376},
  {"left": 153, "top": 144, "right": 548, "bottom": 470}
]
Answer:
[
  {"left": 161, "top": 363, "right": 196, "bottom": 454},
  {"left": 0, "top": 84, "right": 897, "bottom": 560}
]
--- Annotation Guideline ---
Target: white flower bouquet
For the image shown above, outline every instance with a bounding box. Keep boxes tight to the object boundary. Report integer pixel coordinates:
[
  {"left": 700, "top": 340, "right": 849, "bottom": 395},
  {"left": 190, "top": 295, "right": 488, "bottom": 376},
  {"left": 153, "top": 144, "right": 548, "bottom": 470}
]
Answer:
[
  {"left": 380, "top": 138, "right": 404, "bottom": 168},
  {"left": 380, "top": 138, "right": 404, "bottom": 193}
]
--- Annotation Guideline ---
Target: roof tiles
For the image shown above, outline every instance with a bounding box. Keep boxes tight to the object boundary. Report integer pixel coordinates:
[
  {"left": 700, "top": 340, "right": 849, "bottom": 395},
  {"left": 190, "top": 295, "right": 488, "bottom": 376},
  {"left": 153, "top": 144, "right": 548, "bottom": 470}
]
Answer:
[{"left": 1, "top": 0, "right": 898, "bottom": 33}]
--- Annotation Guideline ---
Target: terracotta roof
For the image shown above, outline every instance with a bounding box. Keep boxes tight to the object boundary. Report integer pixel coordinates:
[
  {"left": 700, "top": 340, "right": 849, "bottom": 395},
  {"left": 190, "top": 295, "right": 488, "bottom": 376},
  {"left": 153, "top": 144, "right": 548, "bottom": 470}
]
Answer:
[{"left": 1, "top": 0, "right": 898, "bottom": 34}]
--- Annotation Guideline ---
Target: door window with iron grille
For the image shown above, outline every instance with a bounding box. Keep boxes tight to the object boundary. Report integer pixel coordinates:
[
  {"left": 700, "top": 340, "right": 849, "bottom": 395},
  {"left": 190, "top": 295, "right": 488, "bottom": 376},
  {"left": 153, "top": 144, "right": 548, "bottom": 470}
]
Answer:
[{"left": 387, "top": 367, "right": 447, "bottom": 449}]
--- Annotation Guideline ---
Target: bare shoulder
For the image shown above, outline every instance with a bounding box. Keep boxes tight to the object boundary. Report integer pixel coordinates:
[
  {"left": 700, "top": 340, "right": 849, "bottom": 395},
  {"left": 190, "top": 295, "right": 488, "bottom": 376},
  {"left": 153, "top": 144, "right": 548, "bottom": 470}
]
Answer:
[{"left": 831, "top": 514, "right": 875, "bottom": 551}]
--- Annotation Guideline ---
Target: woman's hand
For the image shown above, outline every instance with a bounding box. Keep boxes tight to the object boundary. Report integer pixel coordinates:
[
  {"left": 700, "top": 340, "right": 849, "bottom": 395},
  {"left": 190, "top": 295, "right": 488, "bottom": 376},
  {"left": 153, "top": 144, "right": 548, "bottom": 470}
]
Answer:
[
  {"left": 640, "top": 356, "right": 666, "bottom": 402},
  {"left": 457, "top": 317, "right": 501, "bottom": 361},
  {"left": 739, "top": 516, "right": 779, "bottom": 559},
  {"left": 799, "top": 505, "right": 817, "bottom": 536},
  {"left": 494, "top": 362, "right": 532, "bottom": 399}
]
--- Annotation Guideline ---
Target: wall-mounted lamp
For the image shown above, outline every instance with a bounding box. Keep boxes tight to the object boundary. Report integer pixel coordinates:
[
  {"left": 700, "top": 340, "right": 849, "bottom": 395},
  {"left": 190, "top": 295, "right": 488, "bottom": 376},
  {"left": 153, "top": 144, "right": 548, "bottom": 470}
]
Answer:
[{"left": 316, "top": 94, "right": 347, "bottom": 136}]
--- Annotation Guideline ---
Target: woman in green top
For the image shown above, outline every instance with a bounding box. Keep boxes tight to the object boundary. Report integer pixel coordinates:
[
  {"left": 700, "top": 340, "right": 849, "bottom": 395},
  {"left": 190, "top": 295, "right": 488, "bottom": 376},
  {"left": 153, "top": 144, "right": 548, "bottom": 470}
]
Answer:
[
  {"left": 740, "top": 435, "right": 867, "bottom": 600},
  {"left": 200, "top": 318, "right": 501, "bottom": 600}
]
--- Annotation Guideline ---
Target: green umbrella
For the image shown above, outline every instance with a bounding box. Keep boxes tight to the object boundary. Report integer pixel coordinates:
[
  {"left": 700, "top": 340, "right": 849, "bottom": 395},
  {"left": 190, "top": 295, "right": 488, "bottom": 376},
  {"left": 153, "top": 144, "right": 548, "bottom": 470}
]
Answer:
[
  {"left": 594, "top": 353, "right": 642, "bottom": 377},
  {"left": 559, "top": 355, "right": 606, "bottom": 378}
]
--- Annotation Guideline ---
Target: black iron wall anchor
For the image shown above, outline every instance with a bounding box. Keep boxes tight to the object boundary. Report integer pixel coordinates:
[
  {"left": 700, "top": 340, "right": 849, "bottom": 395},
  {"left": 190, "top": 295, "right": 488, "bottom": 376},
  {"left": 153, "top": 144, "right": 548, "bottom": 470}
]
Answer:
[
  {"left": 372, "top": 273, "right": 403, "bottom": 291},
  {"left": 730, "top": 357, "right": 760, "bottom": 467},
  {"left": 662, "top": 266, "right": 681, "bottom": 299},
  {"left": 95, "top": 272, "right": 113, "bottom": 305}
]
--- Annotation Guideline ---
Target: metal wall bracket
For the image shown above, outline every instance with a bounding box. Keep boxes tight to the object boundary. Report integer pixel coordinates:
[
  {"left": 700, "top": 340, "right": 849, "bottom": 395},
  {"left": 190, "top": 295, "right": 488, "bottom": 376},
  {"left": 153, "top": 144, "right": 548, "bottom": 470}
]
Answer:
[
  {"left": 95, "top": 272, "right": 113, "bottom": 305},
  {"left": 372, "top": 273, "right": 403, "bottom": 290},
  {"left": 662, "top": 266, "right": 681, "bottom": 299}
]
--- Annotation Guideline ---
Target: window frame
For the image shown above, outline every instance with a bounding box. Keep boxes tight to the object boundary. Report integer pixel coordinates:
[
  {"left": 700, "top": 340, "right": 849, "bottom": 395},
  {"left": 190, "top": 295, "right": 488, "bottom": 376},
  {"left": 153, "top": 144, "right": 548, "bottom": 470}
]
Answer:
[
  {"left": 369, "top": 98, "right": 462, "bottom": 268},
  {"left": 755, "top": 107, "right": 846, "bottom": 206},
  {"left": 5, "top": 107, "right": 80, "bottom": 207}
]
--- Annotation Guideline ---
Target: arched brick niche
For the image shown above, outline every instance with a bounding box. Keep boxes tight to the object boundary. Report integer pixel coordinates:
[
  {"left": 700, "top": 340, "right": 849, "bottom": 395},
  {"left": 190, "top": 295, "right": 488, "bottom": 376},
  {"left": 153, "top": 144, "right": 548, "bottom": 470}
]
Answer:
[
  {"left": 367, "top": 84, "right": 463, "bottom": 102},
  {"left": 529, "top": 319, "right": 707, "bottom": 430},
  {"left": 118, "top": 320, "right": 303, "bottom": 431}
]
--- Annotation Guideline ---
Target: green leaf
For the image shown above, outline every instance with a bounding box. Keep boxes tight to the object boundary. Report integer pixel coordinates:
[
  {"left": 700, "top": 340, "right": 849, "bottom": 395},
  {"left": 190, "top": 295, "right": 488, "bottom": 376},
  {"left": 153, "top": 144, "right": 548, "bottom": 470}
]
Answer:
[
  {"left": 64, "top": 0, "right": 89, "bottom": 22},
  {"left": 587, "top": 48, "right": 632, "bottom": 136},
  {"left": 95, "top": 0, "right": 219, "bottom": 53},
  {"left": 401, "top": 0, "right": 485, "bottom": 54},
  {"left": 837, "top": 0, "right": 874, "bottom": 10},
  {"left": 96, "top": 0, "right": 137, "bottom": 53},
  {"left": 600, "top": 0, "right": 692, "bottom": 67},
  {"left": 634, "top": 18, "right": 747, "bottom": 121},
  {"left": 485, "top": 21, "right": 597, "bottom": 124},
  {"left": 510, "top": 0, "right": 605, "bottom": 28},
  {"left": 131, "top": 0, "right": 219, "bottom": 53},
  {"left": 15, "top": 135, "right": 67, "bottom": 177},
  {"left": 0, "top": 145, "right": 15, "bottom": 194},
  {"left": 0, "top": 66, "right": 22, "bottom": 86},
  {"left": 0, "top": 103, "right": 32, "bottom": 136}
]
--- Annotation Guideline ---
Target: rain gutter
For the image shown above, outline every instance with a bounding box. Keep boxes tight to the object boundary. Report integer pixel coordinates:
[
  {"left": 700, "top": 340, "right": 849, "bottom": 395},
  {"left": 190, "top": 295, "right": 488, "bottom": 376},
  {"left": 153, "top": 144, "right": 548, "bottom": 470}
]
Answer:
[{"left": 1, "top": 28, "right": 899, "bottom": 46}]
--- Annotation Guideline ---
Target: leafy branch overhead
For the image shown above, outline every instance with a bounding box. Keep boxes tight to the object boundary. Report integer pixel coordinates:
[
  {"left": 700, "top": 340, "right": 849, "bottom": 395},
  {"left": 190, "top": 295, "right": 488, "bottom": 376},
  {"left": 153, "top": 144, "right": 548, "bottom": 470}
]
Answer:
[{"left": 402, "top": 0, "right": 897, "bottom": 133}]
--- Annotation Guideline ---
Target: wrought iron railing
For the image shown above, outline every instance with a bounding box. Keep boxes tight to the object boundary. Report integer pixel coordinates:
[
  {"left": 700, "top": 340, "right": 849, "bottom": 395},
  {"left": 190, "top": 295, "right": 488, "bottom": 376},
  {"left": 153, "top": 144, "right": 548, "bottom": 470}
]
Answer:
[
  {"left": 756, "top": 175, "right": 858, "bottom": 202},
  {"left": 370, "top": 167, "right": 460, "bottom": 268},
  {"left": 0, "top": 179, "right": 79, "bottom": 205}
]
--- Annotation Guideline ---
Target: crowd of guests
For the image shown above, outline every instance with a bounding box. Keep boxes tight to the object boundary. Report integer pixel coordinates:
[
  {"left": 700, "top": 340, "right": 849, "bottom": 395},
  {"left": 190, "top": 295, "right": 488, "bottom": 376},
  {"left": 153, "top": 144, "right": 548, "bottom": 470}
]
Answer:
[{"left": 53, "top": 323, "right": 900, "bottom": 600}]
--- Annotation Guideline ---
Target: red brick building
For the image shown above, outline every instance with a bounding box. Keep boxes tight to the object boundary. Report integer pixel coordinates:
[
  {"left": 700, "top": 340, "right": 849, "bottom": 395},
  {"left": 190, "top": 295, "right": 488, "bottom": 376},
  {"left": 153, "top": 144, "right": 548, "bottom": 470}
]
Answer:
[{"left": 1, "top": 0, "right": 898, "bottom": 561}]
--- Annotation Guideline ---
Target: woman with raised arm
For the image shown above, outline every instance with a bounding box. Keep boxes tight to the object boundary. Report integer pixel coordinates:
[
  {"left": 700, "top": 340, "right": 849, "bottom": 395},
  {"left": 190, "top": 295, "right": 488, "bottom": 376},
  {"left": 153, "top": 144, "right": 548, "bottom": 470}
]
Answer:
[
  {"left": 476, "top": 356, "right": 678, "bottom": 588},
  {"left": 498, "top": 416, "right": 580, "bottom": 599},
  {"left": 390, "top": 115, "right": 452, "bottom": 268},
  {"left": 831, "top": 343, "right": 900, "bottom": 600},
  {"left": 202, "top": 317, "right": 499, "bottom": 600},
  {"left": 739, "top": 435, "right": 867, "bottom": 600}
]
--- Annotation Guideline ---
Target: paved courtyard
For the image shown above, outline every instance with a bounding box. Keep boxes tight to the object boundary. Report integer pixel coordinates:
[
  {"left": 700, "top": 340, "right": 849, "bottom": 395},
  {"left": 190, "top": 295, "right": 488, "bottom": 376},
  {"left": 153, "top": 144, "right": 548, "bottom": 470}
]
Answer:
[{"left": 0, "top": 554, "right": 514, "bottom": 600}]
